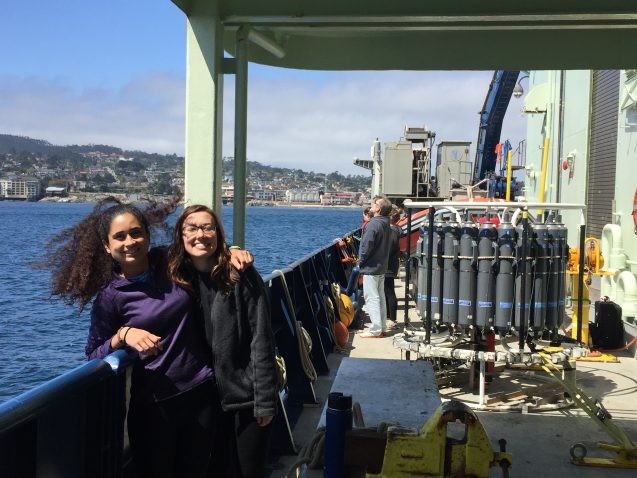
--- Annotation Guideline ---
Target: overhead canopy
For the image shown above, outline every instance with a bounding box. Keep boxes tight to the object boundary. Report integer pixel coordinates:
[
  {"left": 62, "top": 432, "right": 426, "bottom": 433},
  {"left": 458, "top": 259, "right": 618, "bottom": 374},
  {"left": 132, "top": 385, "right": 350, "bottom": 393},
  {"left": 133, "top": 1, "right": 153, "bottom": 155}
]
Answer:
[{"left": 172, "top": 1, "right": 637, "bottom": 70}]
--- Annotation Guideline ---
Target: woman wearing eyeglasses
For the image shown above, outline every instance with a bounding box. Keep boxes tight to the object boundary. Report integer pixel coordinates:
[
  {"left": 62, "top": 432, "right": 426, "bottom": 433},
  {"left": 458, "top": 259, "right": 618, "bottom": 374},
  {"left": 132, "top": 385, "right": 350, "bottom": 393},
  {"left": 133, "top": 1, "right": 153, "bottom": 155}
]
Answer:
[
  {"left": 46, "top": 196, "right": 252, "bottom": 478},
  {"left": 167, "top": 205, "right": 277, "bottom": 478}
]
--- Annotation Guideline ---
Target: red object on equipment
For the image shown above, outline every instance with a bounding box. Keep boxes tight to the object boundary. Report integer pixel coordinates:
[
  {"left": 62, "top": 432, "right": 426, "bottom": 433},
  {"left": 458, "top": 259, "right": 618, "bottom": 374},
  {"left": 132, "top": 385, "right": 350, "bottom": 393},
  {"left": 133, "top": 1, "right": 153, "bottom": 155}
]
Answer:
[
  {"left": 479, "top": 216, "right": 501, "bottom": 227},
  {"left": 633, "top": 188, "right": 637, "bottom": 234}
]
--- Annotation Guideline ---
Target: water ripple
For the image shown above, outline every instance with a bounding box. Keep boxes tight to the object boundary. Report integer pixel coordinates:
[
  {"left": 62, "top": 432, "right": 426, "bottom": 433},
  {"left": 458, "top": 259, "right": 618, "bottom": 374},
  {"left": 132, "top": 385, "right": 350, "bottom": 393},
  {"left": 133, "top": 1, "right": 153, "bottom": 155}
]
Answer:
[{"left": 0, "top": 203, "right": 360, "bottom": 402}]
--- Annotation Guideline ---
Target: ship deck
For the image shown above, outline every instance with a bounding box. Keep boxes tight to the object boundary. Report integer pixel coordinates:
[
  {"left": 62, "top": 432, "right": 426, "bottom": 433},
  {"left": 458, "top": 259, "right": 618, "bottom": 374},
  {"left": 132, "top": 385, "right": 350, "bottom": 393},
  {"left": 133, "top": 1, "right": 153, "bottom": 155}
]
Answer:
[{"left": 271, "top": 273, "right": 637, "bottom": 477}]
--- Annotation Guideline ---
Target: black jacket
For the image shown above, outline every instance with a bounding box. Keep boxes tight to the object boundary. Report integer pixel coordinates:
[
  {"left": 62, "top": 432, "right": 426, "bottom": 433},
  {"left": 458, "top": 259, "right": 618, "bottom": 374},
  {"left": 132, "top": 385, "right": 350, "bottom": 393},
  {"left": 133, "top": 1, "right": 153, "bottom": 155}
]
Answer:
[
  {"left": 197, "top": 266, "right": 277, "bottom": 417},
  {"left": 386, "top": 224, "right": 401, "bottom": 277}
]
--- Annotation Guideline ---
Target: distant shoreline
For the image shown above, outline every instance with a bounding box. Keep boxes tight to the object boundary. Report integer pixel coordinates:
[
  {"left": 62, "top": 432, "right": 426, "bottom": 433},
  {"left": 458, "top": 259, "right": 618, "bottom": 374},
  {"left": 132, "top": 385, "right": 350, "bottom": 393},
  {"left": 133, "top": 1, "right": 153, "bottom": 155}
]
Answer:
[{"left": 30, "top": 194, "right": 363, "bottom": 209}]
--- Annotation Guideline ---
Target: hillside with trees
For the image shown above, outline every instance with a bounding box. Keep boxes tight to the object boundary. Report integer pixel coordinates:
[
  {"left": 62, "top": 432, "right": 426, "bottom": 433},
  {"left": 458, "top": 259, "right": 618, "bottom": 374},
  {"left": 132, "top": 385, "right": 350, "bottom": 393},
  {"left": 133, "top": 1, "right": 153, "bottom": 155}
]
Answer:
[{"left": 0, "top": 134, "right": 370, "bottom": 196}]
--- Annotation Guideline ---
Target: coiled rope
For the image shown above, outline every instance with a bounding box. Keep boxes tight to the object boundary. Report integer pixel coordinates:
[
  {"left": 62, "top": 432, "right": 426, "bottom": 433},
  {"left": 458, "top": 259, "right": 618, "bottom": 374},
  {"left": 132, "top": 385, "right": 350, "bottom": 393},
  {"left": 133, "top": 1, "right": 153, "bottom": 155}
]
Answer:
[
  {"left": 283, "top": 426, "right": 325, "bottom": 478},
  {"left": 273, "top": 270, "right": 318, "bottom": 382},
  {"left": 283, "top": 401, "right": 392, "bottom": 477}
]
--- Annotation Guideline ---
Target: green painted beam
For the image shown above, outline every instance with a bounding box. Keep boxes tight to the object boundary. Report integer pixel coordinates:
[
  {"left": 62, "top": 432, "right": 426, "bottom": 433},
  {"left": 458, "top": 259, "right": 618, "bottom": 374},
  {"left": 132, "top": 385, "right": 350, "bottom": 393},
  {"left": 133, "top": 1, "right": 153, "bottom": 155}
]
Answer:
[{"left": 172, "top": 1, "right": 637, "bottom": 70}]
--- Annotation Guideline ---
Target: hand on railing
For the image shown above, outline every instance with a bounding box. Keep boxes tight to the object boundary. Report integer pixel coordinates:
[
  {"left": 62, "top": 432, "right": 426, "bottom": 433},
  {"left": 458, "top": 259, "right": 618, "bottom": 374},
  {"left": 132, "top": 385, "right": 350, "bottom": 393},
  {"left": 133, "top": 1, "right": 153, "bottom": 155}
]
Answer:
[{"left": 122, "top": 328, "right": 163, "bottom": 356}]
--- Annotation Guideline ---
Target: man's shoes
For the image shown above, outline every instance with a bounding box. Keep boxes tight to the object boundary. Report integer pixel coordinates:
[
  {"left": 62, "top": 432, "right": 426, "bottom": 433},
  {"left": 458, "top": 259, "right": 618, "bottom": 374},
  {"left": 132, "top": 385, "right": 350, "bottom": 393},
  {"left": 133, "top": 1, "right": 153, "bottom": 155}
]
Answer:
[{"left": 359, "top": 331, "right": 386, "bottom": 338}]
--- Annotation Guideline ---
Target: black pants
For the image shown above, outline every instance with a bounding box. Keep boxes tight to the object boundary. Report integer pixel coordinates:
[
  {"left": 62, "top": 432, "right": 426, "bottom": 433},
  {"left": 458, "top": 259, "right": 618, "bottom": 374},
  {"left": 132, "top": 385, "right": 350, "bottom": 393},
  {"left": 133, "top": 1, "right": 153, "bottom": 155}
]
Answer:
[
  {"left": 128, "top": 380, "right": 220, "bottom": 478},
  {"left": 209, "top": 408, "right": 272, "bottom": 478},
  {"left": 384, "top": 276, "right": 397, "bottom": 323}
]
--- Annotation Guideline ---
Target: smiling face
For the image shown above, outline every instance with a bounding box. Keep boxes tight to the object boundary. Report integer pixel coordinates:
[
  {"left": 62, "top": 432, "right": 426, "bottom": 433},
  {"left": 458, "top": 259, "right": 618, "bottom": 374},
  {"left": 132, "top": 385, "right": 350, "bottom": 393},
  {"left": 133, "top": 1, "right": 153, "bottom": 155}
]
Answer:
[
  {"left": 103, "top": 212, "right": 150, "bottom": 277},
  {"left": 182, "top": 211, "right": 218, "bottom": 268}
]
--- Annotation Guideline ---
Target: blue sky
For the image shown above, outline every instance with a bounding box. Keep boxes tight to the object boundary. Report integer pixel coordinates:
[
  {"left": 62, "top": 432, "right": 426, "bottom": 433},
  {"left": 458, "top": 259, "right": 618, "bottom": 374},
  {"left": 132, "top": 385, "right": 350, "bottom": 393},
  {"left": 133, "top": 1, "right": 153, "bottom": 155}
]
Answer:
[{"left": 1, "top": 1, "right": 526, "bottom": 175}]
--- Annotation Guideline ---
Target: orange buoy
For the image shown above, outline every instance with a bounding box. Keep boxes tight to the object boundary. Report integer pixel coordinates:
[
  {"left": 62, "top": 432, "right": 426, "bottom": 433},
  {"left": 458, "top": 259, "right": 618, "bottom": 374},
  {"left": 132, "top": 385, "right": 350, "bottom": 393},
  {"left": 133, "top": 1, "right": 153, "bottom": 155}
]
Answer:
[
  {"left": 337, "top": 293, "right": 355, "bottom": 327},
  {"left": 334, "top": 321, "right": 349, "bottom": 347}
]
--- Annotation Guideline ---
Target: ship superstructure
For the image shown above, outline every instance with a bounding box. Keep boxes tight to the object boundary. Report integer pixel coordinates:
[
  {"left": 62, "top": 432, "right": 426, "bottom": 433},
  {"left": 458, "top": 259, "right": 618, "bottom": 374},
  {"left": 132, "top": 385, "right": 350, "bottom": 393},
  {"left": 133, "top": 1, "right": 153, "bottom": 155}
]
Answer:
[{"left": 2, "top": 2, "right": 637, "bottom": 477}]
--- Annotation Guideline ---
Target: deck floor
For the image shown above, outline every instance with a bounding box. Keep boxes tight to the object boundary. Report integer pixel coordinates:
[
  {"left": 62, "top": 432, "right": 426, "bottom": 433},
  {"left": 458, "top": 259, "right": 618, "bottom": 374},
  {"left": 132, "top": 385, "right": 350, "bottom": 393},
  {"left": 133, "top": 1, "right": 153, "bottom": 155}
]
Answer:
[{"left": 269, "top": 273, "right": 637, "bottom": 478}]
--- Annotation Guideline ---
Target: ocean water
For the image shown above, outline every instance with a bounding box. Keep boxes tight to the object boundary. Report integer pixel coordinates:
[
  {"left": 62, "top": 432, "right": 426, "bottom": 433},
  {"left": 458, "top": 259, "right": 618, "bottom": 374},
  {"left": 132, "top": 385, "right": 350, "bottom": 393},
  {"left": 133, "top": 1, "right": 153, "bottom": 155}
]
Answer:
[{"left": 0, "top": 201, "right": 360, "bottom": 403}]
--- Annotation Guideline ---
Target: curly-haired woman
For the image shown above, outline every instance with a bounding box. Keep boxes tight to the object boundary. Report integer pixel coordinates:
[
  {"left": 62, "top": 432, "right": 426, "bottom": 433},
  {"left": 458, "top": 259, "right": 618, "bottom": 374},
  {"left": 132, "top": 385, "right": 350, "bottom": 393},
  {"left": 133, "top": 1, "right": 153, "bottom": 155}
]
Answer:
[{"left": 47, "top": 197, "right": 251, "bottom": 478}]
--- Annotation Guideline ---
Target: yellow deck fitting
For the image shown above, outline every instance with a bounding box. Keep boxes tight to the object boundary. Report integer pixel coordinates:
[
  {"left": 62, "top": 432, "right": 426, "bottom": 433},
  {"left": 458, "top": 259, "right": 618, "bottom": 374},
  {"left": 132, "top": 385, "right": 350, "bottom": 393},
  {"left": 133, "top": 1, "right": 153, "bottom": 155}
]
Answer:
[
  {"left": 539, "top": 352, "right": 637, "bottom": 468},
  {"left": 366, "top": 400, "right": 511, "bottom": 477},
  {"left": 576, "top": 352, "right": 620, "bottom": 363}
]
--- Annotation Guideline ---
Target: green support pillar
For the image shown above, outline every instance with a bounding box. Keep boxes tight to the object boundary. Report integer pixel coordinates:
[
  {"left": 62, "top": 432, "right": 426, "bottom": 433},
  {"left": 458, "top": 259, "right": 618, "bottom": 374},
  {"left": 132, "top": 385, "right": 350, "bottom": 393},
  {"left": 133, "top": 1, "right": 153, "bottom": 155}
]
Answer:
[
  {"left": 183, "top": 9, "right": 224, "bottom": 214},
  {"left": 233, "top": 26, "right": 249, "bottom": 248}
]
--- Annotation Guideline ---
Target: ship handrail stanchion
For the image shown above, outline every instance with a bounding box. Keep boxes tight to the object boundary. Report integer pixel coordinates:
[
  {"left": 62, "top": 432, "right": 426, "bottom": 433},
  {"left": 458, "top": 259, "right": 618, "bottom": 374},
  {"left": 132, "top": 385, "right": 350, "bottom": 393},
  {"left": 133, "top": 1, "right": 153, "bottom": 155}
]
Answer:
[
  {"left": 518, "top": 210, "right": 529, "bottom": 351},
  {"left": 404, "top": 207, "right": 412, "bottom": 327},
  {"left": 576, "top": 223, "right": 586, "bottom": 344},
  {"left": 426, "top": 206, "right": 435, "bottom": 345}
]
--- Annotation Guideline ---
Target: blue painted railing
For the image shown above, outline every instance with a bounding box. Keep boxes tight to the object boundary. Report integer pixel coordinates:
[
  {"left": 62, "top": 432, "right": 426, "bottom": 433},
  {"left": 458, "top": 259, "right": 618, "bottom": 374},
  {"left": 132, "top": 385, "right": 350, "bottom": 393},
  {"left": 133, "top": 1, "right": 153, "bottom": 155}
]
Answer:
[
  {"left": 0, "top": 230, "right": 360, "bottom": 476},
  {"left": 0, "top": 349, "right": 135, "bottom": 478}
]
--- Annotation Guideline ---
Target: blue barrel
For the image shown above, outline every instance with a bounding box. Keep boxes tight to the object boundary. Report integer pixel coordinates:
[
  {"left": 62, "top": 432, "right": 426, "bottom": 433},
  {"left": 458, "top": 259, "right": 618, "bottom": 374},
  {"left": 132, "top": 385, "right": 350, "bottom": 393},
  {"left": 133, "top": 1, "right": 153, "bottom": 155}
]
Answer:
[{"left": 324, "top": 392, "right": 353, "bottom": 477}]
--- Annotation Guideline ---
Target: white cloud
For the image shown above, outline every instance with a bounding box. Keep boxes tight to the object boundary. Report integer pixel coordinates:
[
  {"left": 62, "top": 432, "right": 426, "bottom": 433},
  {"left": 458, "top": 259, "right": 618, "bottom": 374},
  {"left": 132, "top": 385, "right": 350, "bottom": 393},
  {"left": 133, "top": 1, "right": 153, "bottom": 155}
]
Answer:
[
  {"left": 0, "top": 73, "right": 185, "bottom": 154},
  {"left": 0, "top": 70, "right": 527, "bottom": 176}
]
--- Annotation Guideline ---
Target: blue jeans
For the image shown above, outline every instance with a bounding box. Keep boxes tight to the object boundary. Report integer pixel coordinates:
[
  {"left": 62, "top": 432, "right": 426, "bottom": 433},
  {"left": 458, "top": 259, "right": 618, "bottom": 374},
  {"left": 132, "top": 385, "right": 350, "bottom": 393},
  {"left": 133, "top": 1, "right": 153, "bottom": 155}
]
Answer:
[
  {"left": 363, "top": 274, "right": 387, "bottom": 334},
  {"left": 345, "top": 265, "right": 360, "bottom": 296}
]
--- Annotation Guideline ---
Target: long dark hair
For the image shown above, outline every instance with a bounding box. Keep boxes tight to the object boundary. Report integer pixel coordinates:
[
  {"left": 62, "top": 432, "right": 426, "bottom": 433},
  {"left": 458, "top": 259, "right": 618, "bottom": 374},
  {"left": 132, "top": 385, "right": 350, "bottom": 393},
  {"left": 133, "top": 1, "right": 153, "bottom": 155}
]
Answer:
[
  {"left": 44, "top": 195, "right": 180, "bottom": 311},
  {"left": 167, "top": 204, "right": 237, "bottom": 296}
]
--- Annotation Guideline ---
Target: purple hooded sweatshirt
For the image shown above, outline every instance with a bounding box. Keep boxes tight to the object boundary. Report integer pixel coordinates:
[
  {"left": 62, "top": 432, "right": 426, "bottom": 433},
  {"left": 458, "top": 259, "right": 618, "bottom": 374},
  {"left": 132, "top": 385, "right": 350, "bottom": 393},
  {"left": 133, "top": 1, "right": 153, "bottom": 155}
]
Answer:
[{"left": 86, "top": 247, "right": 213, "bottom": 402}]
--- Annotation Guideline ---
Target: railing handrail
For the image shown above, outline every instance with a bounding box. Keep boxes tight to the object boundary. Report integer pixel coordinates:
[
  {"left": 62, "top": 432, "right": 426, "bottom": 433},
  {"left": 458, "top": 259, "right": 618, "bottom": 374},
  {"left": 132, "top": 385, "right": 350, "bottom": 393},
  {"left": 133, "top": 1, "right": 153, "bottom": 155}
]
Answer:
[
  {"left": 262, "top": 228, "right": 359, "bottom": 282},
  {"left": 0, "top": 349, "right": 135, "bottom": 434}
]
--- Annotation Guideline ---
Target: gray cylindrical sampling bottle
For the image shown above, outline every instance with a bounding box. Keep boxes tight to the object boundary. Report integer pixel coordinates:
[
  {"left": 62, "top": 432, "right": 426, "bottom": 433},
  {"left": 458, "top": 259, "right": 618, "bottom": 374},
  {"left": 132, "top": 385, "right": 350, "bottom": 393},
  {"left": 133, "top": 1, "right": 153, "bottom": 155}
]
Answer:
[
  {"left": 476, "top": 216, "right": 498, "bottom": 328},
  {"left": 555, "top": 215, "right": 569, "bottom": 328},
  {"left": 546, "top": 214, "right": 559, "bottom": 330},
  {"left": 515, "top": 219, "right": 534, "bottom": 332},
  {"left": 495, "top": 217, "right": 516, "bottom": 332},
  {"left": 430, "top": 219, "right": 445, "bottom": 323},
  {"left": 442, "top": 218, "right": 460, "bottom": 326},
  {"left": 458, "top": 215, "right": 478, "bottom": 329},
  {"left": 532, "top": 222, "right": 550, "bottom": 332},
  {"left": 416, "top": 225, "right": 428, "bottom": 318}
]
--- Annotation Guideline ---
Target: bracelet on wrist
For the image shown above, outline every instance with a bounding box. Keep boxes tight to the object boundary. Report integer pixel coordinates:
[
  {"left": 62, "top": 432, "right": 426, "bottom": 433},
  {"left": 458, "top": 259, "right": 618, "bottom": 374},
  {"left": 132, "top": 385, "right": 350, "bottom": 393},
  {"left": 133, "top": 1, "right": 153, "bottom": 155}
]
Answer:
[
  {"left": 122, "top": 327, "right": 132, "bottom": 347},
  {"left": 116, "top": 327, "right": 125, "bottom": 348}
]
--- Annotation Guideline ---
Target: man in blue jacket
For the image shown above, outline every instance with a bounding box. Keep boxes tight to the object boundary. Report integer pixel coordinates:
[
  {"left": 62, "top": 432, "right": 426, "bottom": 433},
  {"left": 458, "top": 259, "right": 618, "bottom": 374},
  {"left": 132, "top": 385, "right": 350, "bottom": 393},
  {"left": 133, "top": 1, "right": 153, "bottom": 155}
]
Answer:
[{"left": 358, "top": 195, "right": 393, "bottom": 337}]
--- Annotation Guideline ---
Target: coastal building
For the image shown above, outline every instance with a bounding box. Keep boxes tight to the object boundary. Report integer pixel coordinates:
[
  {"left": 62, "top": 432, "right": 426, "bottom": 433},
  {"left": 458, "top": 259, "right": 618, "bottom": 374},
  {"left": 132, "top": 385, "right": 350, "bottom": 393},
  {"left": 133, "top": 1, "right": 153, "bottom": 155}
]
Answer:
[
  {"left": 45, "top": 186, "right": 68, "bottom": 197},
  {"left": 71, "top": 180, "right": 87, "bottom": 191},
  {"left": 34, "top": 168, "right": 61, "bottom": 178},
  {"left": 0, "top": 176, "right": 41, "bottom": 200},
  {"left": 320, "top": 191, "right": 356, "bottom": 205},
  {"left": 285, "top": 189, "right": 320, "bottom": 203},
  {"left": 252, "top": 188, "right": 286, "bottom": 201}
]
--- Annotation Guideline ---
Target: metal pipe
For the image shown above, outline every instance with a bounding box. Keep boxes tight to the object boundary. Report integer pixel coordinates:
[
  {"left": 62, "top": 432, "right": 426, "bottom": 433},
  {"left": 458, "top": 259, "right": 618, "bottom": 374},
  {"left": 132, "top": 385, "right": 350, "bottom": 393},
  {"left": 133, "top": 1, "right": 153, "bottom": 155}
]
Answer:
[
  {"left": 576, "top": 224, "right": 586, "bottom": 344},
  {"left": 426, "top": 206, "right": 435, "bottom": 344},
  {"left": 405, "top": 208, "right": 413, "bottom": 326},
  {"left": 233, "top": 27, "right": 249, "bottom": 248},
  {"left": 403, "top": 200, "right": 585, "bottom": 211},
  {"left": 505, "top": 149, "right": 514, "bottom": 201},
  {"left": 432, "top": 204, "right": 462, "bottom": 223},
  {"left": 556, "top": 70, "right": 565, "bottom": 203},
  {"left": 247, "top": 28, "right": 286, "bottom": 58},
  {"left": 518, "top": 211, "right": 529, "bottom": 351},
  {"left": 391, "top": 338, "right": 588, "bottom": 363},
  {"left": 538, "top": 136, "right": 550, "bottom": 215},
  {"left": 479, "top": 359, "right": 486, "bottom": 407}
]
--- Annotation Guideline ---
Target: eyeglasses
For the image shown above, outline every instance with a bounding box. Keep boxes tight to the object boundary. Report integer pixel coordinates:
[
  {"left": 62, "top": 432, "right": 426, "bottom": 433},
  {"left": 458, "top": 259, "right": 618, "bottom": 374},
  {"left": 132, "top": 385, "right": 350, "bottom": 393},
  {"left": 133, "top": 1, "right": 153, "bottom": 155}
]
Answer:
[{"left": 182, "top": 223, "right": 217, "bottom": 237}]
